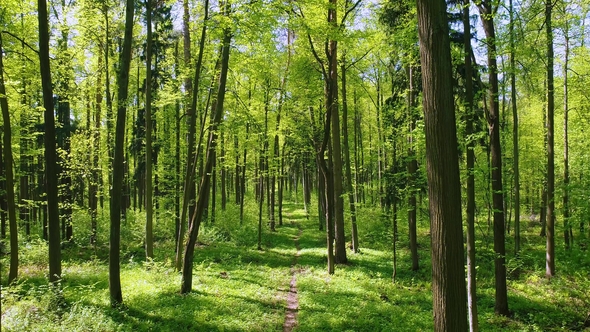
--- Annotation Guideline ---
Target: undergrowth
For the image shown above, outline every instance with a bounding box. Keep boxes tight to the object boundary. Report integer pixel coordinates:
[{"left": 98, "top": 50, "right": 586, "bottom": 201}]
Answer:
[{"left": 1, "top": 195, "right": 589, "bottom": 331}]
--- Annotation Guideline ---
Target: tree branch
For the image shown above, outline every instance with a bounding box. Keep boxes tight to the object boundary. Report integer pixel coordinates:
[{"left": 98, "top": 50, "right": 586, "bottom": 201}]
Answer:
[
  {"left": 341, "top": 0, "right": 362, "bottom": 27},
  {"left": 1, "top": 31, "right": 39, "bottom": 54}
]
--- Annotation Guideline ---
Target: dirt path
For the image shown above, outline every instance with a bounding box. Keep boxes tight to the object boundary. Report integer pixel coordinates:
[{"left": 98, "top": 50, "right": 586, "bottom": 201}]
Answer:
[{"left": 283, "top": 222, "right": 302, "bottom": 332}]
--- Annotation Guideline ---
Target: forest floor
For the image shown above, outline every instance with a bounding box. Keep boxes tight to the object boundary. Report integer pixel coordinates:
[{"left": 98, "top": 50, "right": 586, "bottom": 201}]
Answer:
[{"left": 1, "top": 201, "right": 590, "bottom": 331}]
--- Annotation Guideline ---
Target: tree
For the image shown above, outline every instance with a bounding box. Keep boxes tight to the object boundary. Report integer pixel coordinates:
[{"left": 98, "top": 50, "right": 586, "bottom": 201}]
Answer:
[
  {"left": 463, "top": 1, "right": 478, "bottom": 330},
  {"left": 415, "top": 0, "right": 468, "bottom": 330},
  {"left": 477, "top": 0, "right": 509, "bottom": 316},
  {"left": 38, "top": 0, "right": 61, "bottom": 284},
  {"left": 176, "top": 0, "right": 209, "bottom": 271},
  {"left": 181, "top": 1, "right": 232, "bottom": 294},
  {"left": 545, "top": 0, "right": 555, "bottom": 278},
  {"left": 145, "top": 0, "right": 154, "bottom": 260},
  {"left": 0, "top": 32, "right": 18, "bottom": 284},
  {"left": 110, "top": 0, "right": 134, "bottom": 306},
  {"left": 510, "top": 0, "right": 521, "bottom": 255}
]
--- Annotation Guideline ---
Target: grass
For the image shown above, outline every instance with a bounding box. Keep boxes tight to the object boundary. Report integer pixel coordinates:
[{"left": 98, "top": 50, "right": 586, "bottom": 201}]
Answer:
[{"left": 1, "top": 197, "right": 589, "bottom": 331}]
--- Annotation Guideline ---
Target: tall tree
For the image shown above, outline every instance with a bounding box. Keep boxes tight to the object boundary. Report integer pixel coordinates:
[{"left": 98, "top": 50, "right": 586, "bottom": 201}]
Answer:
[
  {"left": 110, "top": 0, "right": 134, "bottom": 306},
  {"left": 181, "top": 1, "right": 231, "bottom": 294},
  {"left": 341, "top": 54, "right": 359, "bottom": 253},
  {"left": 407, "top": 64, "right": 418, "bottom": 271},
  {"left": 176, "top": 0, "right": 209, "bottom": 271},
  {"left": 145, "top": 0, "right": 154, "bottom": 260},
  {"left": 477, "top": 0, "right": 509, "bottom": 315},
  {"left": 0, "top": 33, "right": 18, "bottom": 283},
  {"left": 562, "top": 5, "right": 571, "bottom": 249},
  {"left": 38, "top": 0, "right": 61, "bottom": 284},
  {"left": 464, "top": 1, "right": 479, "bottom": 330},
  {"left": 328, "top": 0, "right": 347, "bottom": 264},
  {"left": 416, "top": 0, "right": 468, "bottom": 329},
  {"left": 545, "top": 0, "right": 555, "bottom": 278},
  {"left": 510, "top": 0, "right": 521, "bottom": 255}
]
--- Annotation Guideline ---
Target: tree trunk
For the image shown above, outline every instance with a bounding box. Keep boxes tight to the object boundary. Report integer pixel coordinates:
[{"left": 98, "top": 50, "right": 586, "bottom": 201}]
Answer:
[
  {"left": 90, "top": 50, "right": 103, "bottom": 245},
  {"left": 181, "top": 13, "right": 231, "bottom": 293},
  {"left": 510, "top": 0, "right": 520, "bottom": 255},
  {"left": 407, "top": 65, "right": 419, "bottom": 272},
  {"left": 221, "top": 128, "right": 227, "bottom": 211},
  {"left": 417, "top": 0, "right": 468, "bottom": 329},
  {"left": 0, "top": 131, "right": 6, "bottom": 240},
  {"left": 545, "top": 0, "right": 555, "bottom": 278},
  {"left": 38, "top": 0, "right": 61, "bottom": 285},
  {"left": 328, "top": 0, "right": 347, "bottom": 265},
  {"left": 563, "top": 27, "right": 571, "bottom": 249},
  {"left": 240, "top": 124, "right": 248, "bottom": 223},
  {"left": 176, "top": 0, "right": 209, "bottom": 271},
  {"left": 478, "top": 1, "right": 509, "bottom": 316},
  {"left": 144, "top": 0, "right": 154, "bottom": 260},
  {"left": 464, "top": 2, "right": 479, "bottom": 330},
  {"left": 258, "top": 146, "right": 264, "bottom": 250},
  {"left": 109, "top": 0, "right": 134, "bottom": 306},
  {"left": 0, "top": 33, "right": 19, "bottom": 283},
  {"left": 341, "top": 56, "right": 359, "bottom": 253}
]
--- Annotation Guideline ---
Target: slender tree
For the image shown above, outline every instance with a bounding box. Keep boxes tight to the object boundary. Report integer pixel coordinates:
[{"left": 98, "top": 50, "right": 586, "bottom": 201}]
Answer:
[
  {"left": 545, "top": 0, "right": 555, "bottom": 278},
  {"left": 110, "top": 0, "right": 134, "bottom": 306},
  {"left": 477, "top": 0, "right": 509, "bottom": 315},
  {"left": 416, "top": 0, "right": 468, "bottom": 329},
  {"left": 176, "top": 0, "right": 209, "bottom": 271},
  {"left": 181, "top": 2, "right": 231, "bottom": 293},
  {"left": 510, "top": 0, "right": 521, "bottom": 255},
  {"left": 145, "top": 0, "right": 154, "bottom": 260},
  {"left": 464, "top": 1, "right": 479, "bottom": 330}
]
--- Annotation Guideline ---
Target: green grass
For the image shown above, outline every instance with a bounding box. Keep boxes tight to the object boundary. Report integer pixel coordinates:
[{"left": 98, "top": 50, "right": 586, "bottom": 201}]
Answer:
[{"left": 1, "top": 198, "right": 589, "bottom": 331}]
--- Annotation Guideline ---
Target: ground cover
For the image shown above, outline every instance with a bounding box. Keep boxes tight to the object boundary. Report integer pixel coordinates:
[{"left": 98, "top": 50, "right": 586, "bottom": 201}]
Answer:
[{"left": 1, "top": 200, "right": 589, "bottom": 331}]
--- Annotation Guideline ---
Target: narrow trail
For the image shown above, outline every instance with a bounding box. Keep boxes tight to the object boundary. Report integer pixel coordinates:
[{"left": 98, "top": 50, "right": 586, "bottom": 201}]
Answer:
[{"left": 283, "top": 222, "right": 302, "bottom": 332}]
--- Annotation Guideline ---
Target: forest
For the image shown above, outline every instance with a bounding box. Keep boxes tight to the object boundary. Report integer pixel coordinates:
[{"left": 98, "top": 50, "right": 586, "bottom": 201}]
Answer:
[{"left": 1, "top": 0, "right": 589, "bottom": 331}]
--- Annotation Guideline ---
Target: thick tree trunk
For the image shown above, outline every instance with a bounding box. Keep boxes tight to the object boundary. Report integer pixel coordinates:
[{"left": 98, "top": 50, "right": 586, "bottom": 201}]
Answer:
[
  {"left": 416, "top": 0, "right": 468, "bottom": 330},
  {"left": 328, "top": 0, "right": 347, "bottom": 264},
  {"left": 38, "top": 0, "right": 61, "bottom": 285},
  {"left": 0, "top": 33, "right": 19, "bottom": 283},
  {"left": 109, "top": 0, "right": 134, "bottom": 306},
  {"left": 478, "top": 1, "right": 509, "bottom": 315},
  {"left": 181, "top": 16, "right": 231, "bottom": 293},
  {"left": 145, "top": 0, "right": 154, "bottom": 260}
]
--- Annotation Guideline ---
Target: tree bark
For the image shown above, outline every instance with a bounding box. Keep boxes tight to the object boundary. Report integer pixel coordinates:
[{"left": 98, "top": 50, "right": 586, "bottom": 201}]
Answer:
[
  {"left": 144, "top": 0, "right": 154, "bottom": 260},
  {"left": 545, "top": 0, "right": 555, "bottom": 278},
  {"left": 510, "top": 0, "right": 520, "bottom": 256},
  {"left": 477, "top": 1, "right": 509, "bottom": 315},
  {"left": 341, "top": 56, "right": 359, "bottom": 253},
  {"left": 407, "top": 65, "right": 419, "bottom": 272},
  {"left": 0, "top": 33, "right": 19, "bottom": 283},
  {"left": 176, "top": 0, "right": 209, "bottom": 271},
  {"left": 181, "top": 12, "right": 231, "bottom": 293},
  {"left": 109, "top": 0, "right": 134, "bottom": 306},
  {"left": 464, "top": 1, "right": 479, "bottom": 330},
  {"left": 416, "top": 0, "right": 468, "bottom": 330},
  {"left": 563, "top": 24, "right": 571, "bottom": 249},
  {"left": 328, "top": 0, "right": 347, "bottom": 264},
  {"left": 38, "top": 0, "right": 61, "bottom": 285}
]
